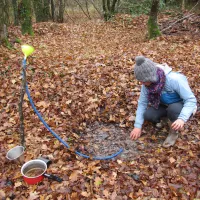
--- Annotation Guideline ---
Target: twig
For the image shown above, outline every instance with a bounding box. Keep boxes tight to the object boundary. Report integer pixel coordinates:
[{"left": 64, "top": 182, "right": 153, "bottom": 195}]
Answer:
[
  {"left": 161, "top": 13, "right": 195, "bottom": 33},
  {"left": 65, "top": 10, "right": 75, "bottom": 23},
  {"left": 90, "top": 178, "right": 94, "bottom": 198},
  {"left": 188, "top": 0, "right": 200, "bottom": 13},
  {"left": 161, "top": 0, "right": 199, "bottom": 33},
  {"left": 18, "top": 66, "right": 26, "bottom": 147},
  {"left": 73, "top": 0, "right": 91, "bottom": 19},
  {"left": 84, "top": 0, "right": 91, "bottom": 19},
  {"left": 89, "top": 0, "right": 103, "bottom": 17}
]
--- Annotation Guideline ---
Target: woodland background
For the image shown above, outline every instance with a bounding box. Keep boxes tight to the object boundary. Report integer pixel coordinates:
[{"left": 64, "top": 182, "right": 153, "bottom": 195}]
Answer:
[{"left": 0, "top": 0, "right": 200, "bottom": 199}]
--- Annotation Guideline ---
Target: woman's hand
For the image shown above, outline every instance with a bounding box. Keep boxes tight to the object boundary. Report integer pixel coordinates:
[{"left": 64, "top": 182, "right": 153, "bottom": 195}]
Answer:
[
  {"left": 171, "top": 119, "right": 185, "bottom": 131},
  {"left": 130, "top": 128, "right": 142, "bottom": 140}
]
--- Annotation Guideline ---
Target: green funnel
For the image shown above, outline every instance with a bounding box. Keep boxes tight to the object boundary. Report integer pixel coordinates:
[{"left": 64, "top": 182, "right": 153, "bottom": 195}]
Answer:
[{"left": 21, "top": 44, "right": 35, "bottom": 58}]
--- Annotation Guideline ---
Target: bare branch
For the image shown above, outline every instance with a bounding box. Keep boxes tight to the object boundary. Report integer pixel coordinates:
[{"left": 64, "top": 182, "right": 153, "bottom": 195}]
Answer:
[
  {"left": 161, "top": 0, "right": 199, "bottom": 33},
  {"left": 89, "top": 0, "right": 102, "bottom": 17},
  {"left": 64, "top": 9, "right": 75, "bottom": 23},
  {"left": 188, "top": 0, "right": 200, "bottom": 13},
  {"left": 161, "top": 13, "right": 195, "bottom": 33},
  {"left": 73, "top": 0, "right": 91, "bottom": 19}
]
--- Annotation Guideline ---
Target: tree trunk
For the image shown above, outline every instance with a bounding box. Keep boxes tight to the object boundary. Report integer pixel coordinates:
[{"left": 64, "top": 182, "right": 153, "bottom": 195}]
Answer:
[
  {"left": 102, "top": 0, "right": 118, "bottom": 21},
  {"left": 33, "top": 0, "right": 44, "bottom": 22},
  {"left": 102, "top": 0, "right": 109, "bottom": 20},
  {"left": 55, "top": 0, "right": 65, "bottom": 22},
  {"left": 51, "top": 0, "right": 55, "bottom": 21},
  {"left": 111, "top": 0, "right": 118, "bottom": 13},
  {"left": 3, "top": 0, "right": 9, "bottom": 25},
  {"left": 182, "top": 0, "right": 185, "bottom": 11},
  {"left": 148, "top": 0, "right": 161, "bottom": 39},
  {"left": 58, "top": 0, "right": 64, "bottom": 22},
  {"left": 43, "top": 0, "right": 50, "bottom": 21},
  {"left": 116, "top": 0, "right": 120, "bottom": 12},
  {"left": 12, "top": 0, "right": 19, "bottom": 25},
  {"left": 19, "top": 0, "right": 34, "bottom": 35},
  {"left": 0, "top": 0, "right": 7, "bottom": 44},
  {"left": 33, "top": 0, "right": 50, "bottom": 22},
  {"left": 107, "top": 0, "right": 111, "bottom": 12}
]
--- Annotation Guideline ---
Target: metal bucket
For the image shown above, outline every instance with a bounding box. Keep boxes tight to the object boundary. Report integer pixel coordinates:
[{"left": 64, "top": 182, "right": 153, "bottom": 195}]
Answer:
[{"left": 6, "top": 146, "right": 25, "bottom": 164}]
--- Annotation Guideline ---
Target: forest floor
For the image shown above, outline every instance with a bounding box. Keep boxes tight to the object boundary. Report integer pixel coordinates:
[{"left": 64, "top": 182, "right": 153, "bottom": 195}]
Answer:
[{"left": 0, "top": 12, "right": 200, "bottom": 200}]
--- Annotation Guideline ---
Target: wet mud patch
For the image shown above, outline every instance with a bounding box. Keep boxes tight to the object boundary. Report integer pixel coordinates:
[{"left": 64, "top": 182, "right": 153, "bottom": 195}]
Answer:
[{"left": 82, "top": 122, "right": 169, "bottom": 161}]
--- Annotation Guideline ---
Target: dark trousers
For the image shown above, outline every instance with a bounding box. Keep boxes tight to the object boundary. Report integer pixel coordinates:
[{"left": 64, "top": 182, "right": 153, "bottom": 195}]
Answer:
[{"left": 144, "top": 102, "right": 184, "bottom": 123}]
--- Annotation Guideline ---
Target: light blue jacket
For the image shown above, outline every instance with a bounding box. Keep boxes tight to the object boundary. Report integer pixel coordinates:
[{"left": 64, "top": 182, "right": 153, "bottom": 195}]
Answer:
[{"left": 134, "top": 64, "right": 197, "bottom": 129}]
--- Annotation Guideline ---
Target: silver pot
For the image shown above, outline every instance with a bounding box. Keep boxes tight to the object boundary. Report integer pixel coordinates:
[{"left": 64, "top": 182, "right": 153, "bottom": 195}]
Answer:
[{"left": 6, "top": 146, "right": 25, "bottom": 164}]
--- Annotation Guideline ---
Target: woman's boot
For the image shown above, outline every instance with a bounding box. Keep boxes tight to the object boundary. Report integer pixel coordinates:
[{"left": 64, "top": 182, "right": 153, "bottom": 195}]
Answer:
[{"left": 163, "top": 121, "right": 179, "bottom": 148}]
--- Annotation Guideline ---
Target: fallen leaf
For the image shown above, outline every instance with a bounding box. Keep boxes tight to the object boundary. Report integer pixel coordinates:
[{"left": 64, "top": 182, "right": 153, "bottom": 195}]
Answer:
[
  {"left": 28, "top": 191, "right": 40, "bottom": 200},
  {"left": 103, "top": 189, "right": 110, "bottom": 198},
  {"left": 141, "top": 180, "right": 147, "bottom": 185},
  {"left": 188, "top": 150, "right": 194, "bottom": 157},
  {"left": 36, "top": 101, "right": 49, "bottom": 108},
  {"left": 81, "top": 191, "right": 90, "bottom": 197},
  {"left": 0, "top": 190, "right": 5, "bottom": 198},
  {"left": 14, "top": 181, "right": 22, "bottom": 188},
  {"left": 69, "top": 170, "right": 80, "bottom": 182},
  {"left": 43, "top": 83, "right": 49, "bottom": 88},
  {"left": 11, "top": 79, "right": 16, "bottom": 84},
  {"left": 41, "top": 144, "right": 48, "bottom": 150},
  {"left": 128, "top": 115, "right": 135, "bottom": 121},
  {"left": 169, "top": 157, "right": 176, "bottom": 163},
  {"left": 66, "top": 100, "right": 72, "bottom": 104},
  {"left": 169, "top": 183, "right": 182, "bottom": 191},
  {"left": 111, "top": 191, "right": 117, "bottom": 200},
  {"left": 94, "top": 177, "right": 102, "bottom": 187}
]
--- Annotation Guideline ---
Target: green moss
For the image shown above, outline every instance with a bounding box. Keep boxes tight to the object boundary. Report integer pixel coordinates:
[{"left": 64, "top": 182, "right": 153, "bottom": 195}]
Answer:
[
  {"left": 20, "top": 0, "right": 34, "bottom": 36},
  {"left": 148, "top": 16, "right": 161, "bottom": 39},
  {"left": 15, "top": 38, "right": 22, "bottom": 43},
  {"left": 4, "top": 38, "right": 12, "bottom": 49},
  {"left": 21, "top": 18, "right": 34, "bottom": 36}
]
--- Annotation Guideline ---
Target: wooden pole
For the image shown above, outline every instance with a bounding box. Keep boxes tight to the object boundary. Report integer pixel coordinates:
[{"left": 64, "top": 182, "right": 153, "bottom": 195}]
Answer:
[{"left": 18, "top": 62, "right": 26, "bottom": 147}]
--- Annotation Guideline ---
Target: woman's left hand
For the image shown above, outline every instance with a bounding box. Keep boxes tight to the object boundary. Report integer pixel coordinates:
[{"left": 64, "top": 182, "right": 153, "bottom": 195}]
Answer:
[{"left": 171, "top": 119, "right": 185, "bottom": 131}]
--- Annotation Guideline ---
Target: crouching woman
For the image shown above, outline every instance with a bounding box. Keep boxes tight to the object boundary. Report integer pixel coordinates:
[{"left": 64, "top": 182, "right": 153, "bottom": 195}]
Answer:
[{"left": 130, "top": 56, "right": 197, "bottom": 147}]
